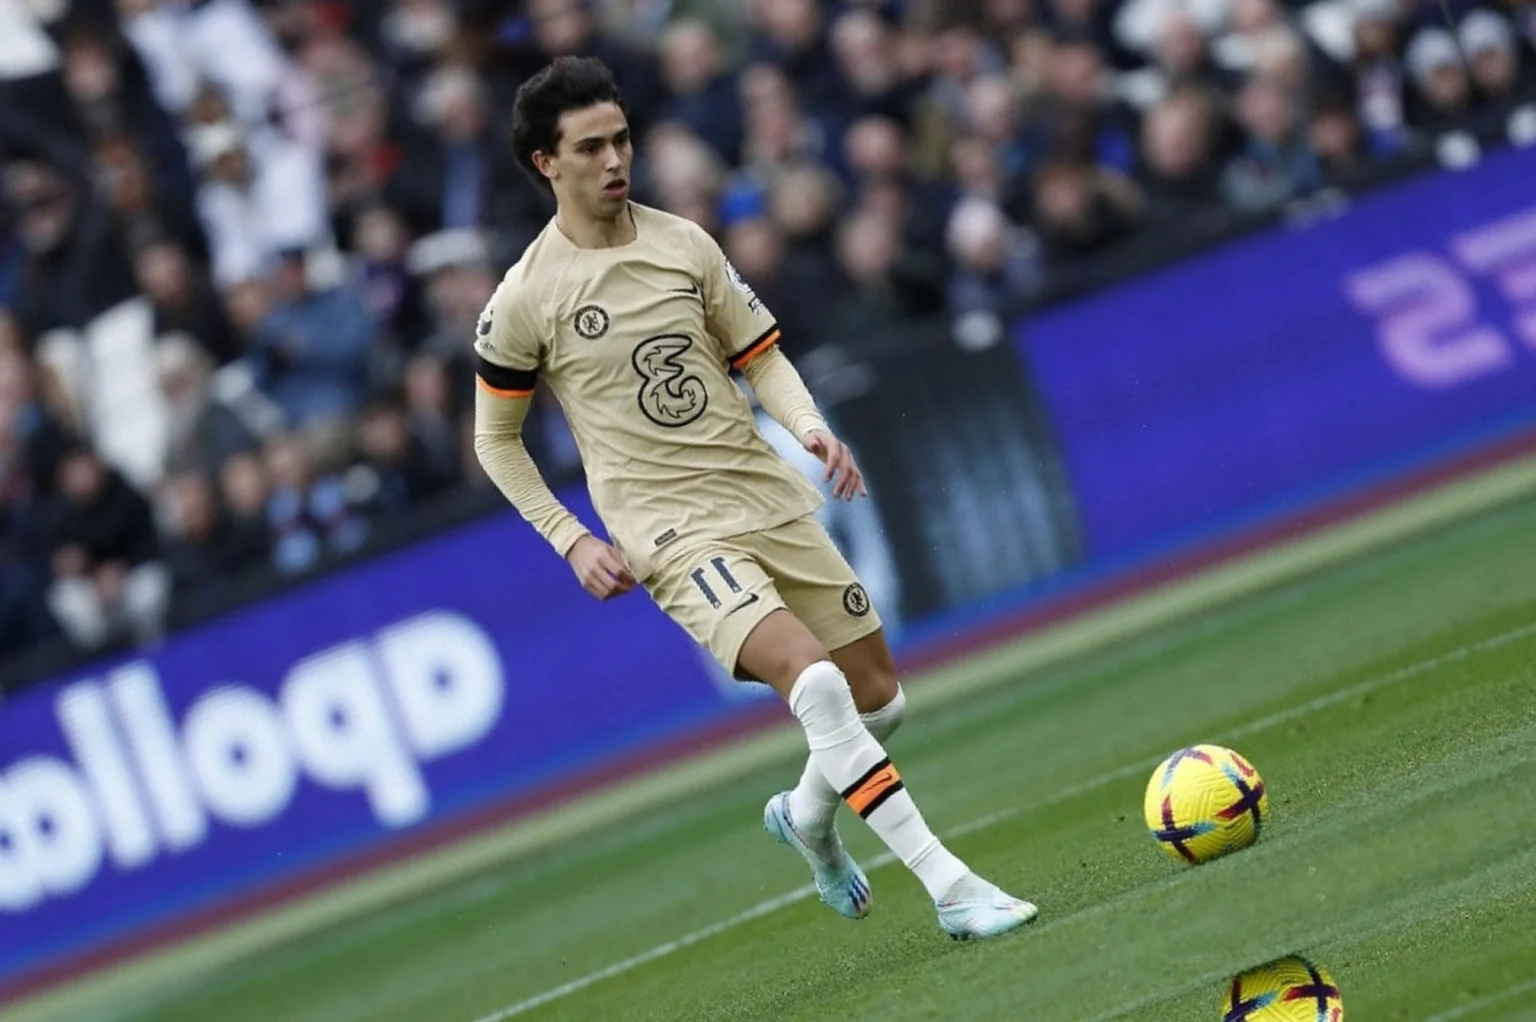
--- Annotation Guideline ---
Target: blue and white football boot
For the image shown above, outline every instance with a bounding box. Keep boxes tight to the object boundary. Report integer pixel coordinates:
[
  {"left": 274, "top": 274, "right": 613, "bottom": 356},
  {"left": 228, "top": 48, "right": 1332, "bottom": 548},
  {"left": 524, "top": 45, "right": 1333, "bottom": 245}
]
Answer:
[
  {"left": 763, "top": 791, "right": 872, "bottom": 920},
  {"left": 935, "top": 873, "right": 1039, "bottom": 940}
]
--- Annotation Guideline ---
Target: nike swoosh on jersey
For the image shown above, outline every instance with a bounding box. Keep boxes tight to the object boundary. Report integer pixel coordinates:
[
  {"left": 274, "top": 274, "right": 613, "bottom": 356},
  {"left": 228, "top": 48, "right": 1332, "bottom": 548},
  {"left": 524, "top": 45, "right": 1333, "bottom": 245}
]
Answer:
[
  {"left": 726, "top": 593, "right": 761, "bottom": 616},
  {"left": 667, "top": 282, "right": 702, "bottom": 297}
]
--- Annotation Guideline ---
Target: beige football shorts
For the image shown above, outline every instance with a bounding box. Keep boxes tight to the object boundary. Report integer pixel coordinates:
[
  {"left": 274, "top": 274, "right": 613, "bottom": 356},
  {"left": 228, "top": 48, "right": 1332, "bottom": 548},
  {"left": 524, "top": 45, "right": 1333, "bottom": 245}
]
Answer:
[{"left": 644, "top": 514, "right": 884, "bottom": 679}]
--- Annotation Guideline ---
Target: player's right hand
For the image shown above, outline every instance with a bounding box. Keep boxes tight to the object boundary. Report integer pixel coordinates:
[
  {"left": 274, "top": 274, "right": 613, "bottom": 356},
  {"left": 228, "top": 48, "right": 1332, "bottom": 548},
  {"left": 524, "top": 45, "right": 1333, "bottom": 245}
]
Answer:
[{"left": 567, "top": 536, "right": 637, "bottom": 600}]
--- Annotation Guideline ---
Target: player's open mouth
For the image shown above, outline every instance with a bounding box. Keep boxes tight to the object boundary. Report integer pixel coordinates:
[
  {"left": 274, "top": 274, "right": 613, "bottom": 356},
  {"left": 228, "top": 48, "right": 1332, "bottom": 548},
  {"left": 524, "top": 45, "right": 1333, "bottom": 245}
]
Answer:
[{"left": 602, "top": 179, "right": 628, "bottom": 198}]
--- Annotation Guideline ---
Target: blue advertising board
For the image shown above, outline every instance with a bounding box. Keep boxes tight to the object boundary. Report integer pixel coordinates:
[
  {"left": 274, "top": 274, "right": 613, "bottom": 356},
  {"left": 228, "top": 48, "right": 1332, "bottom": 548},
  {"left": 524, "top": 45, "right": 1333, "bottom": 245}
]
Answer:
[
  {"left": 1017, "top": 145, "right": 1536, "bottom": 562},
  {"left": 0, "top": 490, "right": 762, "bottom": 992}
]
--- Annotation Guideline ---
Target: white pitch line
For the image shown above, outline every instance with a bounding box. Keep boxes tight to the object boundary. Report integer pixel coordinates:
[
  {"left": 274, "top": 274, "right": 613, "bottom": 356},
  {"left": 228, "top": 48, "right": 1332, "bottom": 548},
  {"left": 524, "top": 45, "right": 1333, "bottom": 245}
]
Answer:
[
  {"left": 1422, "top": 978, "right": 1536, "bottom": 1022},
  {"left": 469, "top": 619, "right": 1536, "bottom": 1022},
  {"left": 469, "top": 885, "right": 814, "bottom": 1021}
]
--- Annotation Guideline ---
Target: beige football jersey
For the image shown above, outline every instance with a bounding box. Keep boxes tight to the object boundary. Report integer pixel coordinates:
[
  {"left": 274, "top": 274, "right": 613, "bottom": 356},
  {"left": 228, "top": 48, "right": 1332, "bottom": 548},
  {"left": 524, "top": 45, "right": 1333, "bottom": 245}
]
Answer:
[{"left": 475, "top": 203, "right": 823, "bottom": 579}]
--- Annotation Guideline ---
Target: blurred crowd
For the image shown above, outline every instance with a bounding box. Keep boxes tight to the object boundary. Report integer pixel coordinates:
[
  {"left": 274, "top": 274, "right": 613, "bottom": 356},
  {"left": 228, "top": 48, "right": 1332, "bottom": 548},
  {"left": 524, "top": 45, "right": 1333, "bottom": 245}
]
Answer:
[{"left": 1, "top": 0, "right": 1533, "bottom": 670}]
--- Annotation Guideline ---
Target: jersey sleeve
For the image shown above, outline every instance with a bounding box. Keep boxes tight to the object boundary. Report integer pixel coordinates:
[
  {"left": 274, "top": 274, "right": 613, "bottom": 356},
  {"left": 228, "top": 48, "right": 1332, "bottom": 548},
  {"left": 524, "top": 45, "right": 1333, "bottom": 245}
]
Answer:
[
  {"left": 693, "top": 225, "right": 781, "bottom": 371},
  {"left": 474, "top": 277, "right": 542, "bottom": 399}
]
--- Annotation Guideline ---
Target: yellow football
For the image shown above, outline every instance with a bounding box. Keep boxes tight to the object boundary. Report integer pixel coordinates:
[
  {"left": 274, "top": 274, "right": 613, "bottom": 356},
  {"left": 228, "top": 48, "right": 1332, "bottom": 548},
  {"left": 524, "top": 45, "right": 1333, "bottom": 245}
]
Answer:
[
  {"left": 1143, "top": 743, "right": 1269, "bottom": 865},
  {"left": 1222, "top": 955, "right": 1343, "bottom": 1021}
]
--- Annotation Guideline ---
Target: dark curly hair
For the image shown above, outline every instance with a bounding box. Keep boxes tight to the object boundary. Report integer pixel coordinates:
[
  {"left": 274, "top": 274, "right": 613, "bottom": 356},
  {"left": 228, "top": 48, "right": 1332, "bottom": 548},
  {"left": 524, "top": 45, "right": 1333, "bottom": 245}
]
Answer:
[{"left": 511, "top": 56, "right": 627, "bottom": 194}]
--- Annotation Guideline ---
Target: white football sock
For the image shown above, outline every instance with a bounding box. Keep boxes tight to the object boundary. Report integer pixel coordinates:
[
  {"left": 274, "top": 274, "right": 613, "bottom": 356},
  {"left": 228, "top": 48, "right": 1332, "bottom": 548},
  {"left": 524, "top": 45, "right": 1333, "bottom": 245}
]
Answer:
[
  {"left": 788, "top": 662, "right": 969, "bottom": 901},
  {"left": 787, "top": 685, "right": 906, "bottom": 836}
]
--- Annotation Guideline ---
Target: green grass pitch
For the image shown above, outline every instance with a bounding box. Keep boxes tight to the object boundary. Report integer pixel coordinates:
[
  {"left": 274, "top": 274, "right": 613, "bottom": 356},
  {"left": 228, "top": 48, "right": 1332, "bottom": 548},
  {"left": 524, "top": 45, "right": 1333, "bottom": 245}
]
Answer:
[{"left": 68, "top": 497, "right": 1536, "bottom": 1021}]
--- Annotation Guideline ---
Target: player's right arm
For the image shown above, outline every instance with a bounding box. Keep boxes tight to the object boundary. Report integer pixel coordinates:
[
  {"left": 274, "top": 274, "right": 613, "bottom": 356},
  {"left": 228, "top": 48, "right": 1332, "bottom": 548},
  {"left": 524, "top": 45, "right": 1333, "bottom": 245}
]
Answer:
[{"left": 472, "top": 282, "right": 634, "bottom": 598}]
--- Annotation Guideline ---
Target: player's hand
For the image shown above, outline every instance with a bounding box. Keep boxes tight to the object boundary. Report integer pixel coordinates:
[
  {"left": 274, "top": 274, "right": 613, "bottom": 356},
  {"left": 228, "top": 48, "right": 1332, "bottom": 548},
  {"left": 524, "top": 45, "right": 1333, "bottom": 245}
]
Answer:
[
  {"left": 803, "top": 429, "right": 867, "bottom": 501},
  {"left": 567, "top": 535, "right": 636, "bottom": 600}
]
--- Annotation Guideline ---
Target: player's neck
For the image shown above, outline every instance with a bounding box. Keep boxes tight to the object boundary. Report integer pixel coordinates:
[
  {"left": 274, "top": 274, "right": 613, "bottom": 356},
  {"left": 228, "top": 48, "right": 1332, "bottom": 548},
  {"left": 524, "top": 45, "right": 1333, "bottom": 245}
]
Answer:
[{"left": 555, "top": 202, "right": 636, "bottom": 250}]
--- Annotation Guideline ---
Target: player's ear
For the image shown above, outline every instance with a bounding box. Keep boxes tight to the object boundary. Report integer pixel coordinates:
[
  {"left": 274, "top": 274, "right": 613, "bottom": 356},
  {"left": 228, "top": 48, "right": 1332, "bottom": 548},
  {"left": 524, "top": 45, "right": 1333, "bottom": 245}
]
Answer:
[{"left": 532, "top": 149, "right": 558, "bottom": 184}]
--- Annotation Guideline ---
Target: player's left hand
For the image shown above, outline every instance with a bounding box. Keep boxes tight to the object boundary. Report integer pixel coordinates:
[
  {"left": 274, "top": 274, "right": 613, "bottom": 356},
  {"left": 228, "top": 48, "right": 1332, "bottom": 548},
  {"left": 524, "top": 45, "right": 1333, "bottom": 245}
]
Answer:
[{"left": 803, "top": 429, "right": 867, "bottom": 501}]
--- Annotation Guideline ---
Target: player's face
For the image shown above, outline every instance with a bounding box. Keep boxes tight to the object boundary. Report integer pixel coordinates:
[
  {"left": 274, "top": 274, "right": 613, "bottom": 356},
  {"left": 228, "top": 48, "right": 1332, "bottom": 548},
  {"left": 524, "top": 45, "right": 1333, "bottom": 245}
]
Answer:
[{"left": 546, "top": 102, "right": 632, "bottom": 220}]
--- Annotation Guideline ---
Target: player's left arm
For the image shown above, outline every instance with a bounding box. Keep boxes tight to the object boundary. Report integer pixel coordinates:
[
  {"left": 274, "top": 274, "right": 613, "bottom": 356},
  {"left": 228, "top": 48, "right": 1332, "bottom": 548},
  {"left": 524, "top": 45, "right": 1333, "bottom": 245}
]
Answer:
[
  {"left": 740, "top": 350, "right": 864, "bottom": 499},
  {"left": 693, "top": 225, "right": 866, "bottom": 500}
]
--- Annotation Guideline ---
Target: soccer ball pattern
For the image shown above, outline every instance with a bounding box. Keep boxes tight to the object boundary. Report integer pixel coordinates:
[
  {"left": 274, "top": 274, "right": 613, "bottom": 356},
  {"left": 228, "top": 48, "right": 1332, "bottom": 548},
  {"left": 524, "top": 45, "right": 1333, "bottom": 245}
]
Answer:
[
  {"left": 1222, "top": 955, "right": 1344, "bottom": 1021},
  {"left": 1143, "top": 743, "right": 1269, "bottom": 865}
]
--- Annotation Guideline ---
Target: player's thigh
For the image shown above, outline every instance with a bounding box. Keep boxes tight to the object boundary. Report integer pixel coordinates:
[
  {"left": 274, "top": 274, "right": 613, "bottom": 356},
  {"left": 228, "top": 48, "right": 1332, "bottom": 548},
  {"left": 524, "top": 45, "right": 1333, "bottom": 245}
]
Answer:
[
  {"left": 643, "top": 544, "right": 790, "bottom": 681},
  {"left": 742, "top": 517, "right": 889, "bottom": 704}
]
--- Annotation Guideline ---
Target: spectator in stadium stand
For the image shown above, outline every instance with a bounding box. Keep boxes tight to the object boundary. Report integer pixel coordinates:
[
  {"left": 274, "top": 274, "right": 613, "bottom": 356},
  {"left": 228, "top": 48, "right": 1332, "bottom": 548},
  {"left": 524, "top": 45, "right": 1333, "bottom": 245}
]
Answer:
[
  {"left": 405, "top": 226, "right": 495, "bottom": 385},
  {"left": 1137, "top": 85, "right": 1230, "bottom": 227},
  {"left": 349, "top": 202, "right": 426, "bottom": 353},
  {"left": 1028, "top": 159, "right": 1145, "bottom": 270},
  {"left": 840, "top": 112, "right": 952, "bottom": 290},
  {"left": 950, "top": 130, "right": 1005, "bottom": 206},
  {"left": 965, "top": 73, "right": 1032, "bottom": 186},
  {"left": 187, "top": 118, "right": 329, "bottom": 289},
  {"left": 1501, "top": 0, "right": 1536, "bottom": 52},
  {"left": 827, "top": 7, "right": 926, "bottom": 126},
  {"left": 738, "top": 61, "right": 844, "bottom": 181},
  {"left": 767, "top": 161, "right": 865, "bottom": 329},
  {"left": 1023, "top": 38, "right": 1139, "bottom": 179},
  {"left": 826, "top": 207, "right": 911, "bottom": 343},
  {"left": 747, "top": 0, "right": 848, "bottom": 119},
  {"left": 0, "top": 328, "right": 67, "bottom": 658},
  {"left": 1053, "top": 0, "right": 1146, "bottom": 71},
  {"left": 1347, "top": 0, "right": 1415, "bottom": 155},
  {"left": 1459, "top": 11, "right": 1536, "bottom": 129},
  {"left": 133, "top": 234, "right": 239, "bottom": 364},
  {"left": 352, "top": 389, "right": 458, "bottom": 517},
  {"left": 401, "top": 352, "right": 461, "bottom": 491},
  {"left": 1308, "top": 86, "right": 1379, "bottom": 186},
  {"left": 656, "top": 19, "right": 744, "bottom": 165},
  {"left": 244, "top": 248, "right": 374, "bottom": 436},
  {"left": 387, "top": 63, "right": 499, "bottom": 237},
  {"left": 158, "top": 470, "right": 267, "bottom": 604},
  {"left": 640, "top": 123, "right": 729, "bottom": 239},
  {"left": 1153, "top": 12, "right": 1244, "bottom": 96},
  {"left": 945, "top": 195, "right": 1044, "bottom": 319},
  {"left": 926, "top": 22, "right": 1005, "bottom": 130},
  {"left": 58, "top": 22, "right": 201, "bottom": 250},
  {"left": 2, "top": 158, "right": 138, "bottom": 336},
  {"left": 45, "top": 445, "right": 171, "bottom": 651},
  {"left": 261, "top": 430, "right": 369, "bottom": 576},
  {"left": 1405, "top": 27, "right": 1477, "bottom": 134},
  {"left": 0, "top": 312, "right": 71, "bottom": 505},
  {"left": 216, "top": 449, "right": 274, "bottom": 566},
  {"left": 352, "top": 396, "right": 422, "bottom": 516},
  {"left": 1220, "top": 74, "right": 1321, "bottom": 212},
  {"left": 155, "top": 334, "right": 259, "bottom": 479},
  {"left": 113, "top": 0, "right": 291, "bottom": 128}
]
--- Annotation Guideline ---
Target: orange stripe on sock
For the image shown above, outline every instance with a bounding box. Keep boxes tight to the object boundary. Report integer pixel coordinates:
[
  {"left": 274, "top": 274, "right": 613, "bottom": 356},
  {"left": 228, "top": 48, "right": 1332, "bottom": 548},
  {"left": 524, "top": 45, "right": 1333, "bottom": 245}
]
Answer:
[{"left": 844, "top": 762, "right": 903, "bottom": 818}]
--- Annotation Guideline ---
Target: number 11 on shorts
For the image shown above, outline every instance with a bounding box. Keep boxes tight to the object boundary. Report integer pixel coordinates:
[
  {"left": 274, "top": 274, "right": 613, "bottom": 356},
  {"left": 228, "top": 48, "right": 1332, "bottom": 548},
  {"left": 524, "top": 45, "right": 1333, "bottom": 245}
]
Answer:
[{"left": 691, "top": 557, "right": 741, "bottom": 609}]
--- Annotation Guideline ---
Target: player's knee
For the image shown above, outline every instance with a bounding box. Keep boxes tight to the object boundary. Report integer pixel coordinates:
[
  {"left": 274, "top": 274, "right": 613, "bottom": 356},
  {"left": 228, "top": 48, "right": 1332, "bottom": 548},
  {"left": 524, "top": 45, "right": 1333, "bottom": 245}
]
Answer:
[
  {"left": 855, "top": 664, "right": 899, "bottom": 713},
  {"left": 844, "top": 639, "right": 899, "bottom": 714},
  {"left": 861, "top": 684, "right": 906, "bottom": 743}
]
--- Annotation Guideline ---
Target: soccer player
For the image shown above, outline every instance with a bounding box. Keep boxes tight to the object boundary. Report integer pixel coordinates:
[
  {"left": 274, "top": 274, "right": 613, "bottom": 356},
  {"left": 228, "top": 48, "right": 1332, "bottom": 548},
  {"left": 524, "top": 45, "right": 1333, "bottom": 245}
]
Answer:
[{"left": 473, "top": 55, "right": 1037, "bottom": 940}]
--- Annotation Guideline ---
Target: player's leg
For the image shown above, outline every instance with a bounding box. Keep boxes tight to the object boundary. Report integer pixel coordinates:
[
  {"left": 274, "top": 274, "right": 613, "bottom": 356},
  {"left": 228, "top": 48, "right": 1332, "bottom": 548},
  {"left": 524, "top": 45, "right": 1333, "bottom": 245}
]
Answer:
[
  {"left": 744, "top": 517, "right": 1038, "bottom": 939},
  {"left": 745, "top": 518, "right": 903, "bottom": 837},
  {"left": 785, "top": 629, "right": 904, "bottom": 841},
  {"left": 738, "top": 612, "right": 1036, "bottom": 938},
  {"left": 643, "top": 548, "right": 874, "bottom": 920}
]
